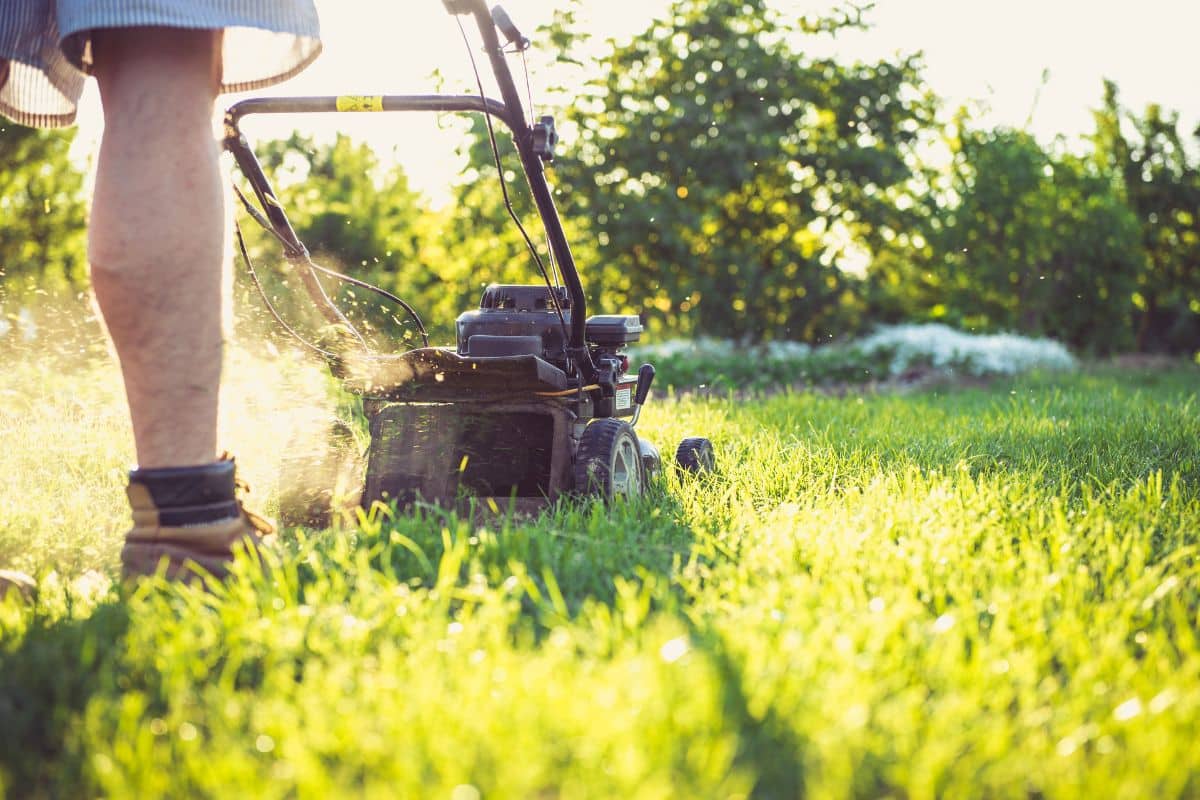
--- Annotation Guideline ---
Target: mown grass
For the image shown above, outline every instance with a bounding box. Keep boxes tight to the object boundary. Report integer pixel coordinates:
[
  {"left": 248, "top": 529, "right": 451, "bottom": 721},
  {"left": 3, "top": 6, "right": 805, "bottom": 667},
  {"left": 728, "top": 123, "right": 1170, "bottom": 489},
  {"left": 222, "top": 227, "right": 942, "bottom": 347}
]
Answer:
[{"left": 1, "top": 348, "right": 1198, "bottom": 798}]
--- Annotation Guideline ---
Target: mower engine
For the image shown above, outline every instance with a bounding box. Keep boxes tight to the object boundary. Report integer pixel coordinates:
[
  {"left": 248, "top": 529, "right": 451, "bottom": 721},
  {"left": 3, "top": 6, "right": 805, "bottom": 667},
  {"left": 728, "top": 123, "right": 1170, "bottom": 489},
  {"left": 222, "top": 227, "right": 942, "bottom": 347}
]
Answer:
[{"left": 457, "top": 284, "right": 643, "bottom": 417}]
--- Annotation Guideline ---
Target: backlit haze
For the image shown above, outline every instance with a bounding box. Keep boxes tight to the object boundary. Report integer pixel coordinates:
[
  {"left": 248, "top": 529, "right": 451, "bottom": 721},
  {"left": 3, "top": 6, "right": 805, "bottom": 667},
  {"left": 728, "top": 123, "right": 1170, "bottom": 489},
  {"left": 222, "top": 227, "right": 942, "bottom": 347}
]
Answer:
[{"left": 71, "top": 0, "right": 1199, "bottom": 202}]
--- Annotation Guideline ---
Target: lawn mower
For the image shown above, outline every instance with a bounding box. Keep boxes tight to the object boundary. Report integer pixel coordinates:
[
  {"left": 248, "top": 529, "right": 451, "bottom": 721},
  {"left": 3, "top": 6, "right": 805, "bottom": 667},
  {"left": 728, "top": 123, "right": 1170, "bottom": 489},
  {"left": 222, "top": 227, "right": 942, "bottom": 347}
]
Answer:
[{"left": 222, "top": 0, "right": 715, "bottom": 518}]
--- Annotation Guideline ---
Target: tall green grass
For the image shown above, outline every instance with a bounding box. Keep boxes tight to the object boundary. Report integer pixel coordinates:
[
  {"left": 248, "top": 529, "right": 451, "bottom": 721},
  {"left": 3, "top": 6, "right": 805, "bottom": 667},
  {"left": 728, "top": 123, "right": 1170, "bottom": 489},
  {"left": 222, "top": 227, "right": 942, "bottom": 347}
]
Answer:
[{"left": 1, "top": 351, "right": 1198, "bottom": 798}]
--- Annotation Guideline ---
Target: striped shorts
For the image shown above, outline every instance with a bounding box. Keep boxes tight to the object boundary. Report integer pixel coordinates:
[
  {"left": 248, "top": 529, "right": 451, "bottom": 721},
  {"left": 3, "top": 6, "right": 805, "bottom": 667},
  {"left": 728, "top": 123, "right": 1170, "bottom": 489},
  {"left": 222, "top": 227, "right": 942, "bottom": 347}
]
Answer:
[{"left": 0, "top": 0, "right": 321, "bottom": 128}]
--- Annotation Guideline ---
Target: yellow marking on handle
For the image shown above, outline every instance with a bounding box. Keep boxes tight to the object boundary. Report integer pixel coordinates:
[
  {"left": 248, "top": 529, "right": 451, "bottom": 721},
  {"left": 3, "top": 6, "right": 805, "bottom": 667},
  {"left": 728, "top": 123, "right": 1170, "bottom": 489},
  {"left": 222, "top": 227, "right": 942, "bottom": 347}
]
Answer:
[{"left": 335, "top": 95, "right": 384, "bottom": 112}]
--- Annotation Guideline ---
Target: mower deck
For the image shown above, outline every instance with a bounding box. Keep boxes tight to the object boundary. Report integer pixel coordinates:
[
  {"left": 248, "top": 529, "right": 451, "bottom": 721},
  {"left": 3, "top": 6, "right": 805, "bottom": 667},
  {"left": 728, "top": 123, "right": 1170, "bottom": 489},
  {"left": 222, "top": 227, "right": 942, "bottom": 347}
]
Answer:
[
  {"left": 361, "top": 396, "right": 577, "bottom": 510},
  {"left": 341, "top": 347, "right": 570, "bottom": 400}
]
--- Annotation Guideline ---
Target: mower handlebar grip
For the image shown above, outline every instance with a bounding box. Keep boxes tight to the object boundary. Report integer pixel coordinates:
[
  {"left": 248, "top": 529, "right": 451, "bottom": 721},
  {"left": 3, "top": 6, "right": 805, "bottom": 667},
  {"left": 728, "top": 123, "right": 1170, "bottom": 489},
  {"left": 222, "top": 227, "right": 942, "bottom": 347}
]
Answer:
[
  {"left": 491, "top": 5, "right": 530, "bottom": 49},
  {"left": 634, "top": 363, "right": 656, "bottom": 406}
]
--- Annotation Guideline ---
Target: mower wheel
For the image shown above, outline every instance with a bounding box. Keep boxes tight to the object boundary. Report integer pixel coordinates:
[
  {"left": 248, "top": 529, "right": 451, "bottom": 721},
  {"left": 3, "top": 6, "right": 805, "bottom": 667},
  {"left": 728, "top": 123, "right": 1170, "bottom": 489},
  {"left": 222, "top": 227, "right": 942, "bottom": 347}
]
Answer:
[
  {"left": 638, "top": 437, "right": 662, "bottom": 480},
  {"left": 675, "top": 437, "right": 715, "bottom": 474},
  {"left": 574, "top": 418, "right": 643, "bottom": 501}
]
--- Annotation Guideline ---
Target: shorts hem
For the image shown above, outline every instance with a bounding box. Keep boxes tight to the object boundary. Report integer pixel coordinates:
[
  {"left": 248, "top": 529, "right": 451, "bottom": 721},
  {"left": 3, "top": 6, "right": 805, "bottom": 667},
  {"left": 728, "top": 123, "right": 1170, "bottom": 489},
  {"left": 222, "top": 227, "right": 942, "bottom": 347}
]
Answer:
[{"left": 0, "top": 99, "right": 78, "bottom": 128}]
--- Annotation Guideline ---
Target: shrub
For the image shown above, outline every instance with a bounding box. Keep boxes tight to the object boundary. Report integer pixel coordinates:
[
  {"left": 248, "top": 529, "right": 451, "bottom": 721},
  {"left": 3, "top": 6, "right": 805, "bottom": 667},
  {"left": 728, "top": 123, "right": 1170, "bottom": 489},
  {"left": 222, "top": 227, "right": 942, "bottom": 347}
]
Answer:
[{"left": 630, "top": 324, "right": 1077, "bottom": 391}]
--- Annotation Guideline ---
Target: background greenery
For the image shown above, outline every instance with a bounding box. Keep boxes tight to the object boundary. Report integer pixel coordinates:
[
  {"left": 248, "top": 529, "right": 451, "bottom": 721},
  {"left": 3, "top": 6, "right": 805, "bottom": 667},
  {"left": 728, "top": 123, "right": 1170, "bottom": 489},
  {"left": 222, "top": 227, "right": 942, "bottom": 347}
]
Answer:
[{"left": 2, "top": 0, "right": 1197, "bottom": 356}]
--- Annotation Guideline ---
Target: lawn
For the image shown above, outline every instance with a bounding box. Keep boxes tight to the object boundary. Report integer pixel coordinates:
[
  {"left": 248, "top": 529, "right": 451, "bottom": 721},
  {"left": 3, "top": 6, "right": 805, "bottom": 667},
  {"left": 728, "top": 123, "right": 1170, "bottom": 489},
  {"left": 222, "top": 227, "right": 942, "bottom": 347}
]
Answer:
[{"left": 1, "top": 346, "right": 1198, "bottom": 798}]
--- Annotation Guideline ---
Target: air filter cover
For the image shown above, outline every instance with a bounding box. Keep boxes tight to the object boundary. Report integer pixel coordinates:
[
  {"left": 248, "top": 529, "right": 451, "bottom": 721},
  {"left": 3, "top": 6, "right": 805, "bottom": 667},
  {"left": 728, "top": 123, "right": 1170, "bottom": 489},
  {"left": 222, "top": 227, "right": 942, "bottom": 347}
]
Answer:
[{"left": 585, "top": 315, "right": 642, "bottom": 346}]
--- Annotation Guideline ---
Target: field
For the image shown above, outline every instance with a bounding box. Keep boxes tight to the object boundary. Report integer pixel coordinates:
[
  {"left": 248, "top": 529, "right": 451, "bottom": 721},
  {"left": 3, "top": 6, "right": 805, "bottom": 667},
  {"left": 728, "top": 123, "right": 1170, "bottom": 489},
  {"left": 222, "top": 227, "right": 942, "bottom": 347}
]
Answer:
[{"left": 1, "top": 346, "right": 1199, "bottom": 798}]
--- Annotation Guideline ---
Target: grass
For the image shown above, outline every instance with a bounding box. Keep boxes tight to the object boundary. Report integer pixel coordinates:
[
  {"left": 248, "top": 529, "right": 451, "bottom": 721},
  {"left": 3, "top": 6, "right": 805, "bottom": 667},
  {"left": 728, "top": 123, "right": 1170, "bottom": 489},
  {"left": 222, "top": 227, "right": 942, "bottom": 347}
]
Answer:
[{"left": 1, "top": 344, "right": 1198, "bottom": 798}]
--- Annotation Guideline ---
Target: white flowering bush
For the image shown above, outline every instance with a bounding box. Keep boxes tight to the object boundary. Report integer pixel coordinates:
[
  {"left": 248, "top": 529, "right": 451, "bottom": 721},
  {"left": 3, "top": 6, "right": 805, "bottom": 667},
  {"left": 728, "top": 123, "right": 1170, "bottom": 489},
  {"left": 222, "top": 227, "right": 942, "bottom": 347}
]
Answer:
[
  {"left": 855, "top": 324, "right": 1077, "bottom": 377},
  {"left": 633, "top": 337, "right": 739, "bottom": 362},
  {"left": 630, "top": 324, "right": 1076, "bottom": 390}
]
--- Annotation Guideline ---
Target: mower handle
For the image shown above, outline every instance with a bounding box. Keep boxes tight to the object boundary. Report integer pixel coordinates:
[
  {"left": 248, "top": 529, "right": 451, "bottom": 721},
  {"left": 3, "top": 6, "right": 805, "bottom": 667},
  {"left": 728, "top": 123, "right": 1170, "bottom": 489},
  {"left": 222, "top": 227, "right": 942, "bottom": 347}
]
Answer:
[
  {"left": 443, "top": 0, "right": 527, "bottom": 49},
  {"left": 224, "top": 0, "right": 596, "bottom": 379},
  {"left": 491, "top": 6, "right": 531, "bottom": 50},
  {"left": 446, "top": 0, "right": 593, "bottom": 366}
]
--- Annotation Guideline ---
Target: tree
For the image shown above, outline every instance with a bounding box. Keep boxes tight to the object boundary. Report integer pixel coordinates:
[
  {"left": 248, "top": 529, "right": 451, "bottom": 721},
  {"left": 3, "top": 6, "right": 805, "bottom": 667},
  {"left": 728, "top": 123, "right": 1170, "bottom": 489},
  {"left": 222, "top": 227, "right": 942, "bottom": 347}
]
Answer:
[
  {"left": 888, "top": 123, "right": 1143, "bottom": 353},
  {"left": 0, "top": 125, "right": 88, "bottom": 298},
  {"left": 237, "top": 132, "right": 442, "bottom": 349},
  {"left": 543, "top": 0, "right": 936, "bottom": 342},
  {"left": 1091, "top": 82, "right": 1200, "bottom": 353}
]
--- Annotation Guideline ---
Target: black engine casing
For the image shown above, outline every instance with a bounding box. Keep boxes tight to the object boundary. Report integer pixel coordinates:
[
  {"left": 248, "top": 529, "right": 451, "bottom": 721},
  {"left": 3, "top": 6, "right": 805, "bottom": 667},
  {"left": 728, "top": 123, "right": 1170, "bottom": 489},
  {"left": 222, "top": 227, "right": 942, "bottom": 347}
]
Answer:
[
  {"left": 457, "top": 284, "right": 573, "bottom": 364},
  {"left": 456, "top": 283, "right": 645, "bottom": 370}
]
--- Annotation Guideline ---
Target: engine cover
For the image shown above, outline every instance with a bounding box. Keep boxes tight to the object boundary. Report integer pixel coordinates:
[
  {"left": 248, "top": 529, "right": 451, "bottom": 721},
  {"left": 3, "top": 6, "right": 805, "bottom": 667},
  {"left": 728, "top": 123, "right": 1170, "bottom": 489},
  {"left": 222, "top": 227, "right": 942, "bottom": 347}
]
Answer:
[{"left": 456, "top": 284, "right": 572, "bottom": 365}]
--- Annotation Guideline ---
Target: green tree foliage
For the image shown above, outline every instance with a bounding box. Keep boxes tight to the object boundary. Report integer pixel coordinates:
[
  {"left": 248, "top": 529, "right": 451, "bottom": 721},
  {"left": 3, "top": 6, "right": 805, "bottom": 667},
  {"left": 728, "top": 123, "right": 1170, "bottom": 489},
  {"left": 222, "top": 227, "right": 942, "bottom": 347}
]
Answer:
[
  {"left": 0, "top": 125, "right": 87, "bottom": 298},
  {"left": 887, "top": 124, "right": 1143, "bottom": 353},
  {"left": 544, "top": 0, "right": 936, "bottom": 342},
  {"left": 239, "top": 132, "right": 443, "bottom": 349},
  {"left": 239, "top": 126, "right": 570, "bottom": 349},
  {"left": 1091, "top": 82, "right": 1200, "bottom": 352},
  {"left": 440, "top": 115, "right": 579, "bottom": 316}
]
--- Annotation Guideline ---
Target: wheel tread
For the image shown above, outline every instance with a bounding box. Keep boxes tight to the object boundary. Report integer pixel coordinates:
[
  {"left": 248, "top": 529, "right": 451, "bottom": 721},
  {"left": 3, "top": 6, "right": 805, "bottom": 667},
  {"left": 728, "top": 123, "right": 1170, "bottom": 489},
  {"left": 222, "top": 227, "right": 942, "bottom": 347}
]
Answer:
[
  {"left": 675, "top": 436, "right": 715, "bottom": 473},
  {"left": 574, "top": 418, "right": 641, "bottom": 498}
]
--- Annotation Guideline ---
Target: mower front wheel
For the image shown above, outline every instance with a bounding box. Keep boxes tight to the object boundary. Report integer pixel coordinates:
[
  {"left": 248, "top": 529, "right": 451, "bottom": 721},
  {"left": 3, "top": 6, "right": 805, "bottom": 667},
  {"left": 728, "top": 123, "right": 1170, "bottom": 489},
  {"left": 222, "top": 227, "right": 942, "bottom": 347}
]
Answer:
[
  {"left": 675, "top": 437, "right": 716, "bottom": 474},
  {"left": 574, "top": 418, "right": 644, "bottom": 501}
]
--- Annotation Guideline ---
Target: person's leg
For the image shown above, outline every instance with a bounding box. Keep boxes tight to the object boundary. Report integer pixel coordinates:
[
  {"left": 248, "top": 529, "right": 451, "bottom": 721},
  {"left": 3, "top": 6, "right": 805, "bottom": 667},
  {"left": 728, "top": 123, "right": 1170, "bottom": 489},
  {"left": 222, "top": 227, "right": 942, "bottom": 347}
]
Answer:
[
  {"left": 86, "top": 26, "right": 272, "bottom": 580},
  {"left": 88, "top": 26, "right": 225, "bottom": 469}
]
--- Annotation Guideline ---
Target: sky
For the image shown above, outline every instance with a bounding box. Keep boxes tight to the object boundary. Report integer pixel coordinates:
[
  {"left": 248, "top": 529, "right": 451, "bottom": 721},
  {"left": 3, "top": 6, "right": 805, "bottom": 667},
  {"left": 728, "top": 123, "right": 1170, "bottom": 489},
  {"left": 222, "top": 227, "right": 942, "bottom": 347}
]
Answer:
[
  {"left": 855, "top": 0, "right": 1198, "bottom": 141},
  {"left": 71, "top": 0, "right": 1200, "bottom": 198}
]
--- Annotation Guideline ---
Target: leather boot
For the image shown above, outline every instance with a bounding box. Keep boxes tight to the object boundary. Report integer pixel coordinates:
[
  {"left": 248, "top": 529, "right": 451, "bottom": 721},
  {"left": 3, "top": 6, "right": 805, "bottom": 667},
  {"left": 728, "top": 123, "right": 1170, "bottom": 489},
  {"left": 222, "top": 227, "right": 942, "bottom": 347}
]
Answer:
[{"left": 120, "top": 457, "right": 275, "bottom": 581}]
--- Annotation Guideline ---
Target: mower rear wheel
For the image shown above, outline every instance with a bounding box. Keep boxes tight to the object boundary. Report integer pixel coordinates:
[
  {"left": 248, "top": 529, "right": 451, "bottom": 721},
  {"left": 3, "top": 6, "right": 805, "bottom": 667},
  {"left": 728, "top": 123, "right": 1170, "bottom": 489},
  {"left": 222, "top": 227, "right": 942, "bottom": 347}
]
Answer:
[
  {"left": 574, "top": 418, "right": 644, "bottom": 501},
  {"left": 675, "top": 437, "right": 715, "bottom": 474}
]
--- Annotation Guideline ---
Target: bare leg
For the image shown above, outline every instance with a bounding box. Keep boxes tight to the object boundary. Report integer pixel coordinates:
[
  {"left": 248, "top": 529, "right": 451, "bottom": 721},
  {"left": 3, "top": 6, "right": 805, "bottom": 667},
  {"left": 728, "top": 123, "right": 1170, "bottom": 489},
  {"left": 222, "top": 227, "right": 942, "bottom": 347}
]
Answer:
[{"left": 89, "top": 27, "right": 225, "bottom": 469}]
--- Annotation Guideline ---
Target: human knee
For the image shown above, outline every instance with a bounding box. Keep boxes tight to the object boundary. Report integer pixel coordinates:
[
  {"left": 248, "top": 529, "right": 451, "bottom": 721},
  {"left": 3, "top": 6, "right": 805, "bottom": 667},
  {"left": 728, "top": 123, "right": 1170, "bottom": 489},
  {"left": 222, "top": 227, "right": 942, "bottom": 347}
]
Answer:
[
  {"left": 92, "top": 27, "right": 223, "bottom": 121},
  {"left": 88, "top": 254, "right": 146, "bottom": 300}
]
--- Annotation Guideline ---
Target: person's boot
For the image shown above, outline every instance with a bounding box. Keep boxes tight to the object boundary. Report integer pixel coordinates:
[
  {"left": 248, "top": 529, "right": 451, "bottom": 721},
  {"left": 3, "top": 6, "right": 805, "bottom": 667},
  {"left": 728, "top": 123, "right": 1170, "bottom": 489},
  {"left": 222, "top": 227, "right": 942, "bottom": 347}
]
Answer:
[{"left": 120, "top": 457, "right": 275, "bottom": 581}]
